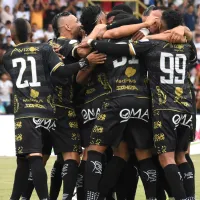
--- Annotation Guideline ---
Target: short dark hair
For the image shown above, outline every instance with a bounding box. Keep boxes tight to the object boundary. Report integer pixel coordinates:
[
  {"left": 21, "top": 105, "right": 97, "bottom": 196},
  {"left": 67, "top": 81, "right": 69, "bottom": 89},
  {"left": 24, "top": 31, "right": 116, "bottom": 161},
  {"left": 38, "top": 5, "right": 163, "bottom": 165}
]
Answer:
[
  {"left": 52, "top": 11, "right": 71, "bottom": 38},
  {"left": 14, "top": 18, "right": 29, "bottom": 43},
  {"left": 107, "top": 10, "right": 126, "bottom": 20},
  {"left": 187, "top": 4, "right": 194, "bottom": 9},
  {"left": 114, "top": 13, "right": 136, "bottom": 22},
  {"left": 112, "top": 4, "right": 132, "bottom": 14},
  {"left": 5, "top": 20, "right": 11, "bottom": 25},
  {"left": 80, "top": 6, "right": 102, "bottom": 35},
  {"left": 161, "top": 10, "right": 183, "bottom": 30}
]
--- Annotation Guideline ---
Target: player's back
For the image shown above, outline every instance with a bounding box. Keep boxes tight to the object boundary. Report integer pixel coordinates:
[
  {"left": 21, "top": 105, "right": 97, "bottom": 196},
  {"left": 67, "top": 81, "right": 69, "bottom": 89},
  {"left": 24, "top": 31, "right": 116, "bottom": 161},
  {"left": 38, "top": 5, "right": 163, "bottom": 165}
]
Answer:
[
  {"left": 3, "top": 42, "right": 56, "bottom": 119},
  {"left": 105, "top": 37, "right": 149, "bottom": 98},
  {"left": 144, "top": 40, "right": 193, "bottom": 113}
]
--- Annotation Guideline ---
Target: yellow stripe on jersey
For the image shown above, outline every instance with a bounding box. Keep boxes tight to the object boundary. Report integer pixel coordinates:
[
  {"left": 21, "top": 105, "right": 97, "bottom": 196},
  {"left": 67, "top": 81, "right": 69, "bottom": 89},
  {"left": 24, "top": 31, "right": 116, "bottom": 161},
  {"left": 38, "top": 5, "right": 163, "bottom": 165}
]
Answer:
[
  {"left": 50, "top": 62, "right": 64, "bottom": 75},
  {"left": 129, "top": 43, "right": 136, "bottom": 56}
]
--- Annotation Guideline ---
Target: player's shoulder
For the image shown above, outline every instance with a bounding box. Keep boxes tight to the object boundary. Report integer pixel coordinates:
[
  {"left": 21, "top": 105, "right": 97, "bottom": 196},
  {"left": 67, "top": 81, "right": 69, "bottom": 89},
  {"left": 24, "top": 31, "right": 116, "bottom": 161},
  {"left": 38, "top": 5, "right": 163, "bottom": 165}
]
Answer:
[{"left": 39, "top": 43, "right": 53, "bottom": 51}]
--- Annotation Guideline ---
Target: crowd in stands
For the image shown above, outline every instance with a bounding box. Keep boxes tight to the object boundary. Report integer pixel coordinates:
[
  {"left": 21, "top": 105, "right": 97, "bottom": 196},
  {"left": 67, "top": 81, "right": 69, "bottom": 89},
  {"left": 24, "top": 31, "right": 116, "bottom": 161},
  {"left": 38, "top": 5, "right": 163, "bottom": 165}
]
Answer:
[{"left": 0, "top": 0, "right": 200, "bottom": 125}]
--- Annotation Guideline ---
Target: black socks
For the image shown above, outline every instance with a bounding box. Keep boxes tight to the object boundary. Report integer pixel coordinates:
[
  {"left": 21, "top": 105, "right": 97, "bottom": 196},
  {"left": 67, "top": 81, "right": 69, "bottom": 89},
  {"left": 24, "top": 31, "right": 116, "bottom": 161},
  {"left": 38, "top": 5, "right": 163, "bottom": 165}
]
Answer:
[
  {"left": 77, "top": 160, "right": 86, "bottom": 200},
  {"left": 21, "top": 169, "right": 34, "bottom": 199},
  {"left": 178, "top": 162, "right": 195, "bottom": 198},
  {"left": 99, "top": 156, "right": 126, "bottom": 197},
  {"left": 49, "top": 159, "right": 63, "bottom": 200},
  {"left": 163, "top": 164, "right": 187, "bottom": 200},
  {"left": 62, "top": 159, "right": 79, "bottom": 200},
  {"left": 84, "top": 151, "right": 104, "bottom": 200},
  {"left": 10, "top": 157, "right": 29, "bottom": 200},
  {"left": 28, "top": 156, "right": 48, "bottom": 200},
  {"left": 138, "top": 158, "right": 157, "bottom": 199}
]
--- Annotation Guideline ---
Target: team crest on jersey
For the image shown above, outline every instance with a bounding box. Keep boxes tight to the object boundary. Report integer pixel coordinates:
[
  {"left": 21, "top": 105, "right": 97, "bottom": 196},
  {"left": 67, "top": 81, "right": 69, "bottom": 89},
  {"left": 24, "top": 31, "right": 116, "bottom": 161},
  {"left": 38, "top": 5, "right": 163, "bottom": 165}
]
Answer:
[
  {"left": 173, "top": 44, "right": 184, "bottom": 52},
  {"left": 125, "top": 67, "right": 136, "bottom": 78},
  {"left": 30, "top": 89, "right": 39, "bottom": 99}
]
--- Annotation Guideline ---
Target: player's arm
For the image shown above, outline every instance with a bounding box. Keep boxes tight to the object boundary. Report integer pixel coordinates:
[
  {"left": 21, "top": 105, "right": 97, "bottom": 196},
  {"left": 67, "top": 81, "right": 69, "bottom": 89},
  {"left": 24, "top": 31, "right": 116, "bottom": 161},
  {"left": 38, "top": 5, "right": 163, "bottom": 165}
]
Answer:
[
  {"left": 76, "top": 66, "right": 95, "bottom": 84},
  {"left": 47, "top": 46, "right": 106, "bottom": 77},
  {"left": 76, "top": 51, "right": 106, "bottom": 84},
  {"left": 145, "top": 32, "right": 187, "bottom": 43},
  {"left": 103, "top": 16, "right": 158, "bottom": 39},
  {"left": 164, "top": 26, "right": 193, "bottom": 43},
  {"left": 84, "top": 39, "right": 153, "bottom": 57},
  {"left": 189, "top": 40, "right": 197, "bottom": 65}
]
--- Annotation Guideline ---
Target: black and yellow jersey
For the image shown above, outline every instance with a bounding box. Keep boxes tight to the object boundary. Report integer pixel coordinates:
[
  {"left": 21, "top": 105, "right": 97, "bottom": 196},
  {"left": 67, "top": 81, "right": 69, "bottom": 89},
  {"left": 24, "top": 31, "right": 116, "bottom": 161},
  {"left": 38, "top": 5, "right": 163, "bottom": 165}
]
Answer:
[
  {"left": 3, "top": 42, "right": 63, "bottom": 119},
  {"left": 48, "top": 37, "right": 79, "bottom": 107},
  {"left": 130, "top": 39, "right": 195, "bottom": 113}
]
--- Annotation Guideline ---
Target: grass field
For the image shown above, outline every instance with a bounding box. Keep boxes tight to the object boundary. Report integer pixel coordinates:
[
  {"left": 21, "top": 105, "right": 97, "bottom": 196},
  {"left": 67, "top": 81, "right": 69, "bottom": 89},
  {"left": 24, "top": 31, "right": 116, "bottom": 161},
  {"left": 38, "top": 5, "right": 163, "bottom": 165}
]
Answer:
[{"left": 0, "top": 155, "right": 199, "bottom": 200}]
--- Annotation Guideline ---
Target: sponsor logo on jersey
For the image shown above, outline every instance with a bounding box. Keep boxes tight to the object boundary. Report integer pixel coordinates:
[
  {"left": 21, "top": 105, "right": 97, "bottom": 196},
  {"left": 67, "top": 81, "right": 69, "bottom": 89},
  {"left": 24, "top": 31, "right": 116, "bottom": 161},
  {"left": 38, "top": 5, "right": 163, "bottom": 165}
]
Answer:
[
  {"left": 11, "top": 46, "right": 39, "bottom": 55},
  {"left": 119, "top": 108, "right": 149, "bottom": 123},
  {"left": 81, "top": 108, "right": 101, "bottom": 124}
]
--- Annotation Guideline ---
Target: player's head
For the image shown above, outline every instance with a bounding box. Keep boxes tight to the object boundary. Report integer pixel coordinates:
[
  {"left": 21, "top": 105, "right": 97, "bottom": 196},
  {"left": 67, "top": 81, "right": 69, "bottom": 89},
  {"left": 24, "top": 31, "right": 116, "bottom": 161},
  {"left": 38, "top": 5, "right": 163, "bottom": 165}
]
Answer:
[
  {"left": 52, "top": 11, "right": 82, "bottom": 39},
  {"left": 11, "top": 18, "right": 32, "bottom": 44},
  {"left": 107, "top": 10, "right": 127, "bottom": 24},
  {"left": 80, "top": 6, "right": 106, "bottom": 35},
  {"left": 160, "top": 10, "right": 183, "bottom": 32},
  {"left": 148, "top": 6, "right": 168, "bottom": 34},
  {"left": 112, "top": 4, "right": 133, "bottom": 15}
]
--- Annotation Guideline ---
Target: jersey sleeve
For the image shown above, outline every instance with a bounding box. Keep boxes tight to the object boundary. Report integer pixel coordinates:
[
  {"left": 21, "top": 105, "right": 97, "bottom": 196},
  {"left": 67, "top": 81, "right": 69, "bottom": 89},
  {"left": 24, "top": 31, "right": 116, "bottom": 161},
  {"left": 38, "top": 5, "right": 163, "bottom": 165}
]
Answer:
[
  {"left": 129, "top": 39, "right": 154, "bottom": 56},
  {"left": 61, "top": 39, "right": 79, "bottom": 58},
  {"left": 189, "top": 41, "right": 197, "bottom": 64},
  {"left": 43, "top": 44, "right": 65, "bottom": 74}
]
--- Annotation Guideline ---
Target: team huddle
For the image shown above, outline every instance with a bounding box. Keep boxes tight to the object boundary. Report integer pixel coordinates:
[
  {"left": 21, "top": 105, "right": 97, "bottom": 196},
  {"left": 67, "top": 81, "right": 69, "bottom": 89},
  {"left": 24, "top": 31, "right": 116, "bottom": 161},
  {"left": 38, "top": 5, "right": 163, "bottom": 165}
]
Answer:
[{"left": 0, "top": 3, "right": 197, "bottom": 200}]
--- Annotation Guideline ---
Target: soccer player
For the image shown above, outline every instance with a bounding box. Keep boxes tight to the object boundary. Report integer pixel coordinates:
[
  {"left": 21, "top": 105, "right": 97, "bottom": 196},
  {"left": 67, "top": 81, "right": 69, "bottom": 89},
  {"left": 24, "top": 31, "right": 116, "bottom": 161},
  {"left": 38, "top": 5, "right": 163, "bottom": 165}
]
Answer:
[
  {"left": 79, "top": 12, "right": 161, "bottom": 200},
  {"left": 2, "top": 18, "right": 102, "bottom": 200},
  {"left": 87, "top": 10, "right": 196, "bottom": 200},
  {"left": 50, "top": 11, "right": 106, "bottom": 200}
]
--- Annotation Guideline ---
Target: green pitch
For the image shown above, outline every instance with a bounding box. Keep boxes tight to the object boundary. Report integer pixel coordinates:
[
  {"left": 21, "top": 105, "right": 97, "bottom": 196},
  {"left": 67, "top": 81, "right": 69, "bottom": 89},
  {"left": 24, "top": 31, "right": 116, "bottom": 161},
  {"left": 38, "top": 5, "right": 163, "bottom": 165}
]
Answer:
[{"left": 0, "top": 155, "right": 199, "bottom": 200}]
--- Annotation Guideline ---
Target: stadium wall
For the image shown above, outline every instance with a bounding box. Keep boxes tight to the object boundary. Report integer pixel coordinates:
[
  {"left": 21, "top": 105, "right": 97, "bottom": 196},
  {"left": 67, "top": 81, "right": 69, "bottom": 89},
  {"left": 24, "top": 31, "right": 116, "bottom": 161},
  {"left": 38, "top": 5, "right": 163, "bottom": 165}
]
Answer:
[{"left": 0, "top": 115, "right": 200, "bottom": 156}]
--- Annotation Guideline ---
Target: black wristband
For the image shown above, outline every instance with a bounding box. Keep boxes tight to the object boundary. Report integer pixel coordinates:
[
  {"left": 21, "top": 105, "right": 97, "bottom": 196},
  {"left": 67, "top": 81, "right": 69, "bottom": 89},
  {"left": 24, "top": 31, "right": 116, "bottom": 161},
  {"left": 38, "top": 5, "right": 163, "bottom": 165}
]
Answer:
[{"left": 79, "top": 58, "right": 89, "bottom": 69}]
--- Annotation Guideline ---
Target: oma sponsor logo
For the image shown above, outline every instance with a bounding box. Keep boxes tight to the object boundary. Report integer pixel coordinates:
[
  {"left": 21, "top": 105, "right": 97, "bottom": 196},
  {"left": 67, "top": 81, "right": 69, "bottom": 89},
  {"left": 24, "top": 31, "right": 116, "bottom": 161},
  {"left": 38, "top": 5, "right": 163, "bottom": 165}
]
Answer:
[
  {"left": 81, "top": 108, "right": 101, "bottom": 124},
  {"left": 119, "top": 108, "right": 149, "bottom": 123},
  {"left": 172, "top": 114, "right": 192, "bottom": 130}
]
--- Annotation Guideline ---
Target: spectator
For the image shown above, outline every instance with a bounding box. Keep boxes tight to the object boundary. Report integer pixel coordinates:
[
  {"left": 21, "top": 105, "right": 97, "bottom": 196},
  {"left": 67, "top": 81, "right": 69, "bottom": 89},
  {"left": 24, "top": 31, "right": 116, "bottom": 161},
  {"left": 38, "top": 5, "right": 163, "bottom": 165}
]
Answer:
[
  {"left": 1, "top": 0, "right": 18, "bottom": 13},
  {"left": 0, "top": 99, "right": 6, "bottom": 114},
  {"left": 0, "top": 5, "right": 14, "bottom": 24},
  {"left": 2, "top": 36, "right": 15, "bottom": 50},
  {"left": 194, "top": 33, "right": 200, "bottom": 63},
  {"left": 44, "top": 23, "right": 54, "bottom": 42},
  {"left": 0, "top": 72, "right": 13, "bottom": 108},
  {"left": 44, "top": 2, "right": 59, "bottom": 29},
  {"left": 66, "top": 0, "right": 82, "bottom": 17},
  {"left": 29, "top": 0, "right": 46, "bottom": 29},
  {"left": 178, "top": 0, "right": 189, "bottom": 14},
  {"left": 15, "top": 0, "right": 30, "bottom": 21},
  {"left": 184, "top": 4, "right": 196, "bottom": 31},
  {"left": 32, "top": 23, "right": 45, "bottom": 43},
  {"left": 0, "top": 20, "right": 11, "bottom": 44}
]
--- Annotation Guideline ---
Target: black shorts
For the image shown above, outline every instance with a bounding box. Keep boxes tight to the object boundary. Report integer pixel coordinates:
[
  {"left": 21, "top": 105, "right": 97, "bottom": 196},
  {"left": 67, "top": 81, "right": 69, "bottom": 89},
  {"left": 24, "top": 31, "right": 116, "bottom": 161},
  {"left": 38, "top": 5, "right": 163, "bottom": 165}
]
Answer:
[
  {"left": 15, "top": 118, "right": 56, "bottom": 156},
  {"left": 52, "top": 106, "right": 82, "bottom": 155},
  {"left": 90, "top": 96, "right": 153, "bottom": 149},
  {"left": 153, "top": 110, "right": 193, "bottom": 154},
  {"left": 80, "top": 97, "right": 105, "bottom": 148}
]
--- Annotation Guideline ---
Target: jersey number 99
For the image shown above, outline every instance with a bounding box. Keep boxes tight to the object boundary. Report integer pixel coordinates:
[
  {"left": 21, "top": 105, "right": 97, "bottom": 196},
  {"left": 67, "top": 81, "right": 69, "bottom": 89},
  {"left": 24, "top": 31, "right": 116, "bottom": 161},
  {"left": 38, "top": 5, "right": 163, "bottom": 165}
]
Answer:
[{"left": 160, "top": 52, "right": 186, "bottom": 84}]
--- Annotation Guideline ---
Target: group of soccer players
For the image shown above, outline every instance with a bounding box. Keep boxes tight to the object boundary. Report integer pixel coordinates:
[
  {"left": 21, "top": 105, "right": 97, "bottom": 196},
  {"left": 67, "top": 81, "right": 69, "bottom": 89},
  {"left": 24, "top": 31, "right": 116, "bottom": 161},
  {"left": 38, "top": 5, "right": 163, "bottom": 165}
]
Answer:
[{"left": 0, "top": 3, "right": 197, "bottom": 200}]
